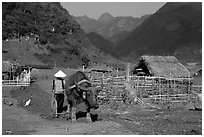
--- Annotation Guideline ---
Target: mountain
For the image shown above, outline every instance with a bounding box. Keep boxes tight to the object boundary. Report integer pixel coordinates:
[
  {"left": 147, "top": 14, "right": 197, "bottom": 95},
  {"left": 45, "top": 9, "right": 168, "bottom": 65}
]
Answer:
[
  {"left": 74, "top": 13, "right": 149, "bottom": 43},
  {"left": 98, "top": 13, "right": 115, "bottom": 24},
  {"left": 87, "top": 32, "right": 115, "bottom": 55},
  {"left": 115, "top": 2, "right": 202, "bottom": 63},
  {"left": 2, "top": 2, "right": 122, "bottom": 68},
  {"left": 109, "top": 31, "right": 130, "bottom": 45},
  {"left": 73, "top": 15, "right": 99, "bottom": 34}
]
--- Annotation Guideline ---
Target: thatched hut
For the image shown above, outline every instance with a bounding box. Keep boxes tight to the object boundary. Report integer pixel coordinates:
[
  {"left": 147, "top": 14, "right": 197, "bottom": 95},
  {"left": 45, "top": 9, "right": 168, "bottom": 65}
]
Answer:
[
  {"left": 89, "top": 65, "right": 113, "bottom": 73},
  {"left": 133, "top": 55, "right": 191, "bottom": 78},
  {"left": 2, "top": 61, "right": 19, "bottom": 80},
  {"left": 194, "top": 68, "right": 202, "bottom": 77},
  {"left": 2, "top": 61, "right": 31, "bottom": 81},
  {"left": 2, "top": 61, "right": 14, "bottom": 73}
]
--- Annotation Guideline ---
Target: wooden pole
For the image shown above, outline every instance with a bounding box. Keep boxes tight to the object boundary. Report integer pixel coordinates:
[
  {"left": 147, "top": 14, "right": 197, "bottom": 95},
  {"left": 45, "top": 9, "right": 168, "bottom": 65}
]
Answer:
[
  {"left": 174, "top": 77, "right": 175, "bottom": 93},
  {"left": 126, "top": 63, "right": 130, "bottom": 82},
  {"left": 169, "top": 68, "right": 171, "bottom": 94},
  {"left": 28, "top": 67, "right": 31, "bottom": 83},
  {"left": 54, "top": 61, "right": 56, "bottom": 69},
  {"left": 137, "top": 77, "right": 139, "bottom": 99},
  {"left": 126, "top": 63, "right": 136, "bottom": 102},
  {"left": 82, "top": 65, "right": 84, "bottom": 72},
  {"left": 188, "top": 75, "right": 191, "bottom": 94},
  {"left": 116, "top": 68, "right": 119, "bottom": 77},
  {"left": 144, "top": 76, "right": 146, "bottom": 96},
  {"left": 159, "top": 77, "right": 161, "bottom": 101}
]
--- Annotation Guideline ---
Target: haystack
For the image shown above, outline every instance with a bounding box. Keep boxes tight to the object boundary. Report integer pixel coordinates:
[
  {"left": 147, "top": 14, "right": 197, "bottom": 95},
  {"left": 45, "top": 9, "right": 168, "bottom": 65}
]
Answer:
[{"left": 133, "top": 55, "right": 191, "bottom": 78}]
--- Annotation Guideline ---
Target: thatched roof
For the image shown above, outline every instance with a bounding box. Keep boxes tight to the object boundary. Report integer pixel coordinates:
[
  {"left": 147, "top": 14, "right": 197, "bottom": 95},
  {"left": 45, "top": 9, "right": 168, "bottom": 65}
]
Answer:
[
  {"left": 134, "top": 55, "right": 191, "bottom": 78},
  {"left": 89, "top": 65, "right": 113, "bottom": 72},
  {"left": 2, "top": 61, "right": 27, "bottom": 73},
  {"left": 2, "top": 61, "right": 16, "bottom": 72}
]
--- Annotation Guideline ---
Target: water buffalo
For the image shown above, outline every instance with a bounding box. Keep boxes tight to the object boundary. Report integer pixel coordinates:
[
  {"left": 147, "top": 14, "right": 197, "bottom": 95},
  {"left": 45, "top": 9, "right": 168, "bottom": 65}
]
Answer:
[{"left": 65, "top": 71, "right": 101, "bottom": 122}]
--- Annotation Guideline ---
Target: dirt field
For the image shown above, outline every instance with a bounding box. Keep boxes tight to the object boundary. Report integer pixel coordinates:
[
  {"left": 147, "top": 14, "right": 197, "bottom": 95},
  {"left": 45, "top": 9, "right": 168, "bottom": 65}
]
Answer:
[
  {"left": 2, "top": 85, "right": 134, "bottom": 135},
  {"left": 2, "top": 78, "right": 202, "bottom": 135}
]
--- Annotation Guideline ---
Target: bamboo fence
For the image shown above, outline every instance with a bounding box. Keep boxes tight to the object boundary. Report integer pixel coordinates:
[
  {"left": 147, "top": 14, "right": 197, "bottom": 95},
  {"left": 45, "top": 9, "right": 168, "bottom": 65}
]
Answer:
[{"left": 87, "top": 72, "right": 201, "bottom": 105}]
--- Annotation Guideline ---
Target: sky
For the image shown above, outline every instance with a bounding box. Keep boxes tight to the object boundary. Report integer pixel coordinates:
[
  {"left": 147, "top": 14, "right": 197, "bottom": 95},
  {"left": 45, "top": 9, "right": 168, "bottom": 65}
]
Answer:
[{"left": 61, "top": 2, "right": 166, "bottom": 19}]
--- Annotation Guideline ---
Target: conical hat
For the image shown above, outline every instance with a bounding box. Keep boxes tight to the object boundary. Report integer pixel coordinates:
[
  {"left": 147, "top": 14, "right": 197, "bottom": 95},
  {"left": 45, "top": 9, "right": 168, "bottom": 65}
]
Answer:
[{"left": 54, "top": 70, "right": 66, "bottom": 78}]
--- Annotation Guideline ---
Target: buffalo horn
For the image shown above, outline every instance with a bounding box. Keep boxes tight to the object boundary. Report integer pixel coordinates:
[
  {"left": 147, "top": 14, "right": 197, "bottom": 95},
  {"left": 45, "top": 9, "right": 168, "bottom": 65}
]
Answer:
[{"left": 68, "top": 79, "right": 91, "bottom": 90}]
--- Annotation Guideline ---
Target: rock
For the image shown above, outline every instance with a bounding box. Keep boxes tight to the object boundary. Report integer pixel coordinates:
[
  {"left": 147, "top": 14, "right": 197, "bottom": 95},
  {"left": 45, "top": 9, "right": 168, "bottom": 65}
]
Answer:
[
  {"left": 190, "top": 129, "right": 199, "bottom": 134},
  {"left": 3, "top": 98, "right": 13, "bottom": 106},
  {"left": 8, "top": 102, "right": 13, "bottom": 106},
  {"left": 5, "top": 130, "right": 13, "bottom": 134}
]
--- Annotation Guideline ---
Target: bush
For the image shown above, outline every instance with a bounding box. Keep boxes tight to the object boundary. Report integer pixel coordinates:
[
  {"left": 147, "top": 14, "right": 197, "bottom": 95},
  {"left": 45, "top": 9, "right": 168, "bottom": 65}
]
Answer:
[
  {"left": 39, "top": 31, "right": 49, "bottom": 45},
  {"left": 81, "top": 56, "right": 90, "bottom": 67}
]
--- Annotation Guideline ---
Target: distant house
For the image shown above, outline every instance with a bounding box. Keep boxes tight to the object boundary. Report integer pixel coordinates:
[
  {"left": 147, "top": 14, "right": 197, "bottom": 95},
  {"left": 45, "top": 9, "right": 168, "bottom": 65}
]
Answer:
[
  {"left": 132, "top": 55, "right": 191, "bottom": 78},
  {"left": 89, "top": 65, "right": 113, "bottom": 73},
  {"left": 2, "top": 61, "right": 15, "bottom": 80},
  {"left": 2, "top": 61, "right": 31, "bottom": 82},
  {"left": 194, "top": 68, "right": 202, "bottom": 77}
]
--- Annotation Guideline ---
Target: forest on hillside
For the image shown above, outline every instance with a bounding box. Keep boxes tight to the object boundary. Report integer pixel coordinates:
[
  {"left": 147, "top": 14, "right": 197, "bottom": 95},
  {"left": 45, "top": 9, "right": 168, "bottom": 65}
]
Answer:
[{"left": 2, "top": 2, "right": 80, "bottom": 45}]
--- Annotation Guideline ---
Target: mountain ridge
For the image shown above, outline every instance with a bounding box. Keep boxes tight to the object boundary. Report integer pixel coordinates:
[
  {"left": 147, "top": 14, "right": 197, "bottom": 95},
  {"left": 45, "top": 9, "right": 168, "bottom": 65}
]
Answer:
[
  {"left": 74, "top": 13, "right": 150, "bottom": 43},
  {"left": 115, "top": 2, "right": 202, "bottom": 63}
]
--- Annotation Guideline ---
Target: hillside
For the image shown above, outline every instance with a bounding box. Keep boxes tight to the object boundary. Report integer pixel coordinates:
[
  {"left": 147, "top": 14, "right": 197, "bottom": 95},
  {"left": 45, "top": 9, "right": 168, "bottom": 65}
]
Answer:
[
  {"left": 115, "top": 2, "right": 202, "bottom": 63},
  {"left": 74, "top": 13, "right": 149, "bottom": 43},
  {"left": 2, "top": 2, "right": 122, "bottom": 68},
  {"left": 87, "top": 32, "right": 115, "bottom": 55}
]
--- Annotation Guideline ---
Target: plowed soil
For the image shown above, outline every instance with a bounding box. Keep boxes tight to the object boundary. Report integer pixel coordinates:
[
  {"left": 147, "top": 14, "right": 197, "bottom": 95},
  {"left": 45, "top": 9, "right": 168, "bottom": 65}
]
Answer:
[{"left": 2, "top": 80, "right": 202, "bottom": 135}]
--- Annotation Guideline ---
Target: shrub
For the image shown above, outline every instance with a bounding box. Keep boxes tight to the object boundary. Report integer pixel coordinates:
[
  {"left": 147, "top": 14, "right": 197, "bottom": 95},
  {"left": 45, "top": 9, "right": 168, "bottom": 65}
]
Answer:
[
  {"left": 39, "top": 31, "right": 49, "bottom": 45},
  {"left": 81, "top": 56, "right": 90, "bottom": 67}
]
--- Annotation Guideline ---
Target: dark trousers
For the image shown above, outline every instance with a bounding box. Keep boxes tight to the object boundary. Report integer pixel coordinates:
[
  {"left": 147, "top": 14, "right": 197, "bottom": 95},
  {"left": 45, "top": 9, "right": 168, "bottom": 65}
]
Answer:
[{"left": 55, "top": 94, "right": 64, "bottom": 113}]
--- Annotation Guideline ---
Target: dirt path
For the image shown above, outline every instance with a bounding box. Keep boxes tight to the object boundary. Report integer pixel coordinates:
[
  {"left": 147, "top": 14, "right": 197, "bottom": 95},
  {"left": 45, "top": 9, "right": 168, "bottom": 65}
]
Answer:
[{"left": 2, "top": 86, "right": 135, "bottom": 135}]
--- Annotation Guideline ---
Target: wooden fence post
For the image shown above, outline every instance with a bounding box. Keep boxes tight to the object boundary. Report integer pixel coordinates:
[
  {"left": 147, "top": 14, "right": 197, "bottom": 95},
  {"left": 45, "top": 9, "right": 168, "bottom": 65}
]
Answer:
[
  {"left": 125, "top": 63, "right": 136, "bottom": 102},
  {"left": 126, "top": 63, "right": 130, "bottom": 82},
  {"left": 82, "top": 65, "right": 84, "bottom": 72},
  {"left": 116, "top": 68, "right": 119, "bottom": 77}
]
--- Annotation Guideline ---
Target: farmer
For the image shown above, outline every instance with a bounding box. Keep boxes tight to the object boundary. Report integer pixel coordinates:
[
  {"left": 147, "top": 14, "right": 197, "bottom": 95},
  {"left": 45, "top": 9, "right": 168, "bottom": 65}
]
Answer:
[{"left": 52, "top": 70, "right": 66, "bottom": 116}]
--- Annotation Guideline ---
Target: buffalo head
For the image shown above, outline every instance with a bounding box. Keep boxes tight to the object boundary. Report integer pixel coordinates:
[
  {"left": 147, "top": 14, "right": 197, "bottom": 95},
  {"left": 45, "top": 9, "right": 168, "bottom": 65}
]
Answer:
[
  {"left": 76, "top": 81, "right": 100, "bottom": 109},
  {"left": 86, "top": 87, "right": 101, "bottom": 109}
]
